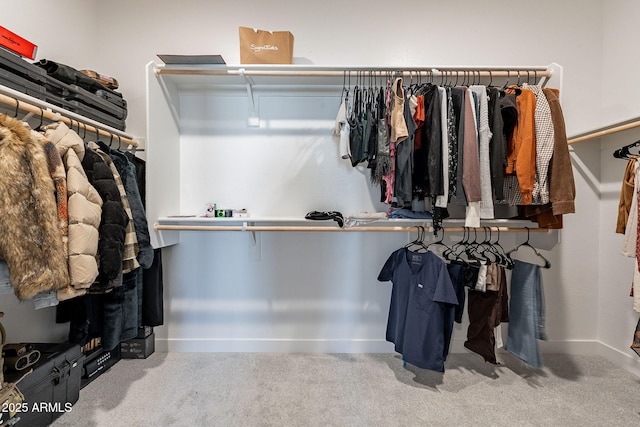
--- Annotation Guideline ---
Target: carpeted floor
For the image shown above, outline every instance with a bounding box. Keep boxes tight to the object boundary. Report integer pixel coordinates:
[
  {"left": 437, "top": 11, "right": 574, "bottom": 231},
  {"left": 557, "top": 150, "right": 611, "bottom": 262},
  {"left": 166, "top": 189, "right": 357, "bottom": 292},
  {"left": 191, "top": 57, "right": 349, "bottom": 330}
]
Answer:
[{"left": 51, "top": 351, "right": 640, "bottom": 427}]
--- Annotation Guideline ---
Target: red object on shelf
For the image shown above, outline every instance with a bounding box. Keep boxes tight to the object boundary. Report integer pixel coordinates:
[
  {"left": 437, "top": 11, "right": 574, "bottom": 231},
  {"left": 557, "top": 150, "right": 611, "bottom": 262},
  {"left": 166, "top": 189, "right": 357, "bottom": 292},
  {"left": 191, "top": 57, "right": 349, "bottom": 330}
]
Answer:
[{"left": 0, "top": 26, "right": 37, "bottom": 59}]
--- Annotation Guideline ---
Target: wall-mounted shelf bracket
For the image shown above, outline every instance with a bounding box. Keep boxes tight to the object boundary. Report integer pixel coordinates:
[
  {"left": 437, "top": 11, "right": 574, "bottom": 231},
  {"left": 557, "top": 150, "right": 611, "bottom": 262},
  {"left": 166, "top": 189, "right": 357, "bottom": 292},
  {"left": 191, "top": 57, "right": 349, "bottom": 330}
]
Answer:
[{"left": 239, "top": 68, "right": 259, "bottom": 127}]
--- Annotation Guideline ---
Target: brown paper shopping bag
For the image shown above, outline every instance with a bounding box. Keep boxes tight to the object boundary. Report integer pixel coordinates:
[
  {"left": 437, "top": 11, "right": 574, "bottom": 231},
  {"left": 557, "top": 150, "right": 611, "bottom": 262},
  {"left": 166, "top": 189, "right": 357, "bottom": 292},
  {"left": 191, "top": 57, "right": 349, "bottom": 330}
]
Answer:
[{"left": 239, "top": 26, "right": 294, "bottom": 64}]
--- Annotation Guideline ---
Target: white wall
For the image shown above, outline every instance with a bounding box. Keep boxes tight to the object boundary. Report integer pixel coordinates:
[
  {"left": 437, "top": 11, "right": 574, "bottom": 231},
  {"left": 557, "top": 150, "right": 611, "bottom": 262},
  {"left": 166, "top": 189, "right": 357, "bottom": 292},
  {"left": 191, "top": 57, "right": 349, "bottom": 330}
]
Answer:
[
  {"left": 3, "top": 0, "right": 639, "bottom": 373},
  {"left": 600, "top": 0, "right": 640, "bottom": 126}
]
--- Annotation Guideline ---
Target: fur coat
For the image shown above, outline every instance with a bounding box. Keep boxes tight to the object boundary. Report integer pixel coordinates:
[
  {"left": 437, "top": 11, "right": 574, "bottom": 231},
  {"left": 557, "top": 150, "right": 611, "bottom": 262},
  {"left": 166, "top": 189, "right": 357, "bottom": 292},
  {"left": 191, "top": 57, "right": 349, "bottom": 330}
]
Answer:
[{"left": 0, "top": 114, "right": 69, "bottom": 299}]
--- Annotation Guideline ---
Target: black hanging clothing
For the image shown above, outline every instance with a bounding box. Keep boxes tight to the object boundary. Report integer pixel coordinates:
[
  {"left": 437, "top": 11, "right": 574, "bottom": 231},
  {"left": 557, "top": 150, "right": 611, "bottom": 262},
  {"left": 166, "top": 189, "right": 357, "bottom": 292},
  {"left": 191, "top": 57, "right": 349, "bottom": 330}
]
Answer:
[
  {"left": 142, "top": 248, "right": 164, "bottom": 326},
  {"left": 424, "top": 85, "right": 443, "bottom": 199},
  {"left": 125, "top": 152, "right": 147, "bottom": 207},
  {"left": 348, "top": 88, "right": 365, "bottom": 166},
  {"left": 446, "top": 87, "right": 458, "bottom": 199},
  {"left": 394, "top": 94, "right": 417, "bottom": 208},
  {"left": 451, "top": 87, "right": 467, "bottom": 205},
  {"left": 81, "top": 144, "right": 127, "bottom": 291},
  {"left": 500, "top": 93, "right": 518, "bottom": 146},
  {"left": 488, "top": 87, "right": 506, "bottom": 201}
]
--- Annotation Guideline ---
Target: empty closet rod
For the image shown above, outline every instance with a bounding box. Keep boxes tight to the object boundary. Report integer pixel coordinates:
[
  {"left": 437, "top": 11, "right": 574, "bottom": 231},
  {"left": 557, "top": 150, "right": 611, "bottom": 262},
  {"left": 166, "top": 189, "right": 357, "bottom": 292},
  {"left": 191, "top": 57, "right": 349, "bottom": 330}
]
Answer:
[
  {"left": 568, "top": 119, "right": 640, "bottom": 145},
  {"left": 0, "top": 92, "right": 137, "bottom": 147},
  {"left": 154, "top": 224, "right": 550, "bottom": 233}
]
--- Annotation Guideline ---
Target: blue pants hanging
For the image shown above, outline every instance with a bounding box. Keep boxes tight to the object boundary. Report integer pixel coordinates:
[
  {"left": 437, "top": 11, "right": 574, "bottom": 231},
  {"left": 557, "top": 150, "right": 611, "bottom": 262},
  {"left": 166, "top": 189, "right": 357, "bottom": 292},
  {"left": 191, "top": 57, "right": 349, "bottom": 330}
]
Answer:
[{"left": 505, "top": 260, "right": 547, "bottom": 368}]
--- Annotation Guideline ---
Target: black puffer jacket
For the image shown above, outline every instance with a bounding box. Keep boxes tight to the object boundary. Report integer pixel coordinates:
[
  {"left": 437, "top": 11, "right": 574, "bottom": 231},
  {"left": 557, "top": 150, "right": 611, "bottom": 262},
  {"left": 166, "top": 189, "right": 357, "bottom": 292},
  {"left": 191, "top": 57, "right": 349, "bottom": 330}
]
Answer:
[{"left": 81, "top": 144, "right": 127, "bottom": 290}]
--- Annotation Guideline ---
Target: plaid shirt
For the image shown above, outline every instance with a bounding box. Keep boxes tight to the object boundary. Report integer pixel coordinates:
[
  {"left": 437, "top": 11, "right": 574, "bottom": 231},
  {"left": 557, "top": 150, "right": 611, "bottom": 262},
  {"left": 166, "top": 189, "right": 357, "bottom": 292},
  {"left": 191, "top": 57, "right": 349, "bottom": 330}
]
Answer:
[{"left": 527, "top": 84, "right": 555, "bottom": 205}]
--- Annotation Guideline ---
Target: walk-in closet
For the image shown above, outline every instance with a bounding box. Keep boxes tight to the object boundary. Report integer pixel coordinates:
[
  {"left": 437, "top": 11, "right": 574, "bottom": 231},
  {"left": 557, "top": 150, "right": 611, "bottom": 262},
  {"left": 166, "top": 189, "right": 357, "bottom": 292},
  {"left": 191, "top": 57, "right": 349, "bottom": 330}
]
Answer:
[{"left": 1, "top": 1, "right": 639, "bottom": 426}]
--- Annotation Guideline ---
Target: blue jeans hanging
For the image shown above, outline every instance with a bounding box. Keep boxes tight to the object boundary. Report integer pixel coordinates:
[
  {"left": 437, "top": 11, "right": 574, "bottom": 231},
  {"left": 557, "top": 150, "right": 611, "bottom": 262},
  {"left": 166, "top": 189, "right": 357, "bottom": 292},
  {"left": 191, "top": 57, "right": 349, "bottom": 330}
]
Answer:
[{"left": 505, "top": 260, "right": 547, "bottom": 368}]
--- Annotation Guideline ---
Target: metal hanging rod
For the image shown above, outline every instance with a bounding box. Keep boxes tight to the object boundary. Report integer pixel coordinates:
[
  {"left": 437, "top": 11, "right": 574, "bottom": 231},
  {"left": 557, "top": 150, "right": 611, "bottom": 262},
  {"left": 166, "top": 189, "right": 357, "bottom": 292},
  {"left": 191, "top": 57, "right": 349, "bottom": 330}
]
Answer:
[
  {"left": 154, "top": 223, "right": 551, "bottom": 233},
  {"left": 0, "top": 90, "right": 137, "bottom": 147}
]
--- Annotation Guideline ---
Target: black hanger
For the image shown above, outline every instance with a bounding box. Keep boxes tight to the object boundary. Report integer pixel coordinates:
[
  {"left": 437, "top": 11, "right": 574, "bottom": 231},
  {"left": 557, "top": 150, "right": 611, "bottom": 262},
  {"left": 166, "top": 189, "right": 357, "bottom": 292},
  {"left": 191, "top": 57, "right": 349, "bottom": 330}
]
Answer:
[
  {"left": 426, "top": 227, "right": 451, "bottom": 254},
  {"left": 35, "top": 107, "right": 45, "bottom": 131},
  {"left": 405, "top": 226, "right": 428, "bottom": 253},
  {"left": 474, "top": 227, "right": 496, "bottom": 264},
  {"left": 613, "top": 139, "right": 640, "bottom": 159},
  {"left": 507, "top": 228, "right": 551, "bottom": 269},
  {"left": 464, "top": 228, "right": 488, "bottom": 262},
  {"left": 490, "top": 227, "right": 514, "bottom": 269},
  {"left": 444, "top": 227, "right": 470, "bottom": 263},
  {"left": 13, "top": 99, "right": 20, "bottom": 118}
]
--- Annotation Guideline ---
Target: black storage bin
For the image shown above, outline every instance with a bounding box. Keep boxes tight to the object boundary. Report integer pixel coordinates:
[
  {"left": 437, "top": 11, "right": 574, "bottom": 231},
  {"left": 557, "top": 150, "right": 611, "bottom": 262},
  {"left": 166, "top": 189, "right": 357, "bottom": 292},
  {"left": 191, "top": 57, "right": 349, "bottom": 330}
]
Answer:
[
  {"left": 80, "top": 345, "right": 121, "bottom": 389},
  {"left": 3, "top": 342, "right": 84, "bottom": 427}
]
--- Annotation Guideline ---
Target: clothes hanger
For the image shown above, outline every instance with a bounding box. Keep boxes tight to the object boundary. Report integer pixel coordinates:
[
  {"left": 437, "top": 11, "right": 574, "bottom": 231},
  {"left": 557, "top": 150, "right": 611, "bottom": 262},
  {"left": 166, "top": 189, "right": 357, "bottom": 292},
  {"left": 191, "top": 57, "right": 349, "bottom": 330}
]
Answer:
[
  {"left": 464, "top": 228, "right": 488, "bottom": 263},
  {"left": 426, "top": 227, "right": 452, "bottom": 254},
  {"left": 405, "top": 226, "right": 428, "bottom": 253},
  {"left": 502, "top": 70, "right": 510, "bottom": 90},
  {"left": 489, "top": 227, "right": 514, "bottom": 269},
  {"left": 507, "top": 228, "right": 551, "bottom": 269},
  {"left": 444, "top": 227, "right": 470, "bottom": 263},
  {"left": 474, "top": 227, "right": 496, "bottom": 264},
  {"left": 613, "top": 139, "right": 640, "bottom": 159},
  {"left": 35, "top": 107, "right": 45, "bottom": 131}
]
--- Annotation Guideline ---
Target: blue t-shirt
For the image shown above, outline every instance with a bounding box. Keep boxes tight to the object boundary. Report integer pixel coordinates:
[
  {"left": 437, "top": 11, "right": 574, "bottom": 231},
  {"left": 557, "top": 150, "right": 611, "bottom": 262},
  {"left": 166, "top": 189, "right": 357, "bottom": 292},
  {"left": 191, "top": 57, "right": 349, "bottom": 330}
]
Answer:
[{"left": 378, "top": 248, "right": 459, "bottom": 372}]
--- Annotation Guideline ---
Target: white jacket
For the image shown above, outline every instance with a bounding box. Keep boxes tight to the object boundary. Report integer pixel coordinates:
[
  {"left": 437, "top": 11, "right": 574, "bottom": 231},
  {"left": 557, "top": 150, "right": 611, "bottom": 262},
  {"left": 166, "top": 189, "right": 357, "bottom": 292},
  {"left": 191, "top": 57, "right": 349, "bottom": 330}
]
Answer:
[{"left": 45, "top": 122, "right": 102, "bottom": 290}]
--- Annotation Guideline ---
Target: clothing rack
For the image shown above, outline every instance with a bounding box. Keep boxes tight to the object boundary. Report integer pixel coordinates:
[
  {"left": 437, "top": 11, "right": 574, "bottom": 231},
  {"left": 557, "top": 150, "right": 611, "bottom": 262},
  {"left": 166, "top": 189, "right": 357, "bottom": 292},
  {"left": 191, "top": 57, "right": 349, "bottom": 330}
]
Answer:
[
  {"left": 0, "top": 89, "right": 137, "bottom": 147},
  {"left": 154, "top": 223, "right": 551, "bottom": 233}
]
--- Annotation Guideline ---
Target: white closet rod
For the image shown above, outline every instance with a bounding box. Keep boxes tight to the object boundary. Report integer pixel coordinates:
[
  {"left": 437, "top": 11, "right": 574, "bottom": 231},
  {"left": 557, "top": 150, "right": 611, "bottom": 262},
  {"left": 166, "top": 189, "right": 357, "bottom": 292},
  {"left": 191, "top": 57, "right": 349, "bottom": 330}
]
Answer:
[
  {"left": 154, "top": 224, "right": 551, "bottom": 233},
  {"left": 0, "top": 91, "right": 137, "bottom": 147}
]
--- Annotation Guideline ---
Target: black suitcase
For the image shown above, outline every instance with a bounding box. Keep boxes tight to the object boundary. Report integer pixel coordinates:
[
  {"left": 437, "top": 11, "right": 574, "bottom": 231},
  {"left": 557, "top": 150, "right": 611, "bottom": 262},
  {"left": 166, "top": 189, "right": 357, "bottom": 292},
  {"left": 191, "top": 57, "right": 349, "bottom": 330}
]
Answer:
[
  {"left": 65, "top": 99, "right": 126, "bottom": 131},
  {"left": 43, "top": 75, "right": 127, "bottom": 121},
  {"left": 43, "top": 90, "right": 127, "bottom": 131},
  {"left": 0, "top": 47, "right": 47, "bottom": 86},
  {"left": 3, "top": 342, "right": 84, "bottom": 427},
  {"left": 95, "top": 88, "right": 127, "bottom": 109},
  {"left": 0, "top": 68, "right": 46, "bottom": 100},
  {"left": 66, "top": 84, "right": 127, "bottom": 120}
]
